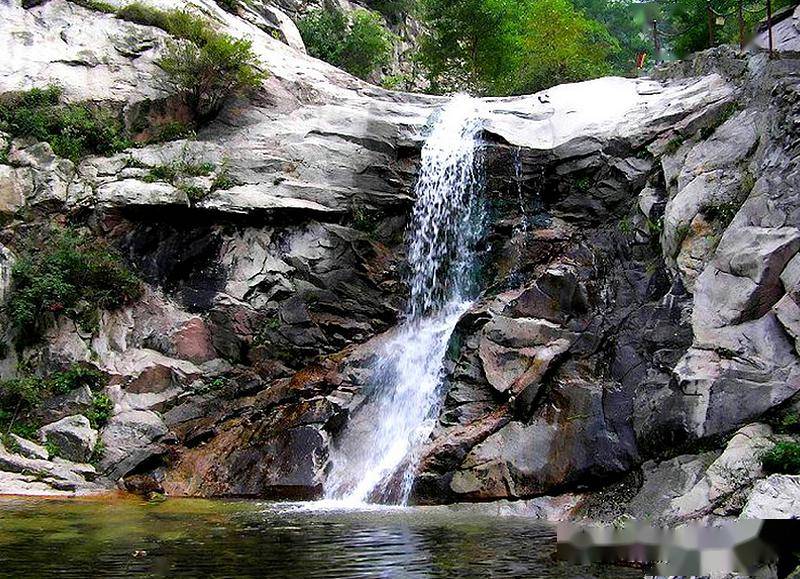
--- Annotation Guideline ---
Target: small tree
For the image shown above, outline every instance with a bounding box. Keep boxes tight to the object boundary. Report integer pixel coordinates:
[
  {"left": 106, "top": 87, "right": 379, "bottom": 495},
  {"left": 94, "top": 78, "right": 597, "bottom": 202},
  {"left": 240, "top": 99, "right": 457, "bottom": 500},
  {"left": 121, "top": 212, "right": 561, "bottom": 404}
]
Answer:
[{"left": 157, "top": 34, "right": 266, "bottom": 121}]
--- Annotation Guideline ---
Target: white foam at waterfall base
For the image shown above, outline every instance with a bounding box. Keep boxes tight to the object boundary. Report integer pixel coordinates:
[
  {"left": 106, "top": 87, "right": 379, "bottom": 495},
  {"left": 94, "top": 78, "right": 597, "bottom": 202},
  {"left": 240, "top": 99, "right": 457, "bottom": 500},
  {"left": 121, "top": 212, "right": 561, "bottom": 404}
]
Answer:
[{"left": 324, "top": 95, "right": 485, "bottom": 506}]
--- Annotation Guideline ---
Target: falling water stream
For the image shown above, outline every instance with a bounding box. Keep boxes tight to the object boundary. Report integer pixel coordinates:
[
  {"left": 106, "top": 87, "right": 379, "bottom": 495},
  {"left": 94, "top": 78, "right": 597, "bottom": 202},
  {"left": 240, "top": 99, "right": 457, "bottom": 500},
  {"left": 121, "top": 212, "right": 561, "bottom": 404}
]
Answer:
[{"left": 325, "top": 95, "right": 486, "bottom": 505}]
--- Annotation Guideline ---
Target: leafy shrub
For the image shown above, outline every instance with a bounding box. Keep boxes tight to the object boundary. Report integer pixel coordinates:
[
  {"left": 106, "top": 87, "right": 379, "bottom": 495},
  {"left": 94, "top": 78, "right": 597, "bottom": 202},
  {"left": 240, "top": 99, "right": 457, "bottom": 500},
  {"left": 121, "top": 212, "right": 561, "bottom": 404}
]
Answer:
[
  {"left": 87, "top": 393, "right": 113, "bottom": 428},
  {"left": 153, "top": 121, "right": 195, "bottom": 142},
  {"left": 211, "top": 165, "right": 238, "bottom": 191},
  {"left": 69, "top": 0, "right": 116, "bottom": 13},
  {"left": 762, "top": 441, "right": 800, "bottom": 475},
  {"left": 144, "top": 158, "right": 214, "bottom": 181},
  {"left": 116, "top": 4, "right": 267, "bottom": 120},
  {"left": 157, "top": 32, "right": 266, "bottom": 120},
  {"left": 299, "top": 8, "right": 394, "bottom": 80},
  {"left": 7, "top": 229, "right": 142, "bottom": 348},
  {"left": 0, "top": 364, "right": 108, "bottom": 438},
  {"left": 49, "top": 365, "right": 105, "bottom": 395},
  {"left": 117, "top": 3, "right": 213, "bottom": 44},
  {"left": 0, "top": 86, "right": 131, "bottom": 161}
]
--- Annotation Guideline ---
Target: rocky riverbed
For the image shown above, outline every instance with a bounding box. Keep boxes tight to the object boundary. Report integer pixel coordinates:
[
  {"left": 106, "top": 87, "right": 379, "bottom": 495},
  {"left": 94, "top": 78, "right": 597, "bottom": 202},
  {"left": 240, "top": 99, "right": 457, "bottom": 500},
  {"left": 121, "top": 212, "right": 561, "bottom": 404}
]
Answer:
[{"left": 1, "top": 0, "right": 800, "bottom": 524}]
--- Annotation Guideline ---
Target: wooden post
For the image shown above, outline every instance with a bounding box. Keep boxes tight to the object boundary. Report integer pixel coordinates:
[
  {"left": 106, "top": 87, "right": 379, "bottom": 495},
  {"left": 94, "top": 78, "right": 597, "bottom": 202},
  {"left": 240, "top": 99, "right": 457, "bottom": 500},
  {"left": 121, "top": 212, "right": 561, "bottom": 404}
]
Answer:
[
  {"left": 737, "top": 0, "right": 745, "bottom": 50},
  {"left": 766, "top": 0, "right": 774, "bottom": 57},
  {"left": 706, "top": 1, "right": 715, "bottom": 47}
]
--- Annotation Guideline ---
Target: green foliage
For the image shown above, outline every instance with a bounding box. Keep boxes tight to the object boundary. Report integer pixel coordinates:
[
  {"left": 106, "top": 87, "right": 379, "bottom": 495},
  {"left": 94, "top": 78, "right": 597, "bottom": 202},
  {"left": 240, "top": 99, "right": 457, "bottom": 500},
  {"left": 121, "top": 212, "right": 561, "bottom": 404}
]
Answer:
[
  {"left": 299, "top": 8, "right": 394, "bottom": 80},
  {"left": 180, "top": 184, "right": 207, "bottom": 202},
  {"left": 90, "top": 438, "right": 106, "bottom": 464},
  {"left": 44, "top": 440, "right": 61, "bottom": 459},
  {"left": 2, "top": 433, "right": 21, "bottom": 454},
  {"left": 420, "top": 0, "right": 618, "bottom": 95},
  {"left": 664, "top": 136, "right": 686, "bottom": 155},
  {"left": 663, "top": 0, "right": 795, "bottom": 57},
  {"left": 0, "top": 364, "right": 107, "bottom": 440},
  {"left": 573, "top": 0, "right": 651, "bottom": 75},
  {"left": 7, "top": 229, "right": 142, "bottom": 348},
  {"left": 368, "top": 0, "right": 416, "bottom": 22},
  {"left": 381, "top": 73, "right": 412, "bottom": 91},
  {"left": 48, "top": 365, "right": 105, "bottom": 395},
  {"left": 418, "top": 0, "right": 615, "bottom": 96},
  {"left": 215, "top": 0, "right": 240, "bottom": 13},
  {"left": 701, "top": 199, "right": 740, "bottom": 227},
  {"left": 144, "top": 159, "right": 215, "bottom": 184},
  {"left": 211, "top": 167, "right": 238, "bottom": 191},
  {"left": 143, "top": 157, "right": 216, "bottom": 203},
  {"left": 0, "top": 86, "right": 131, "bottom": 162},
  {"left": 351, "top": 203, "right": 379, "bottom": 234},
  {"left": 153, "top": 121, "right": 195, "bottom": 142},
  {"left": 762, "top": 441, "right": 800, "bottom": 475},
  {"left": 156, "top": 34, "right": 266, "bottom": 120},
  {"left": 777, "top": 412, "right": 800, "bottom": 434},
  {"left": 117, "top": 3, "right": 213, "bottom": 44},
  {"left": 87, "top": 393, "right": 113, "bottom": 428},
  {"left": 118, "top": 3, "right": 266, "bottom": 119},
  {"left": 68, "top": 0, "right": 116, "bottom": 13}
]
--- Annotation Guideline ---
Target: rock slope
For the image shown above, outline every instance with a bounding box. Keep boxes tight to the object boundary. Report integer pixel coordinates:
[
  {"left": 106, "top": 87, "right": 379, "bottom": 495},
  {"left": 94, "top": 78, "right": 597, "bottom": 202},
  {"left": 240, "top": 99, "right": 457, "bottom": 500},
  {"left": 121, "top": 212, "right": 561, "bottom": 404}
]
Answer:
[{"left": 0, "top": 0, "right": 799, "bottom": 523}]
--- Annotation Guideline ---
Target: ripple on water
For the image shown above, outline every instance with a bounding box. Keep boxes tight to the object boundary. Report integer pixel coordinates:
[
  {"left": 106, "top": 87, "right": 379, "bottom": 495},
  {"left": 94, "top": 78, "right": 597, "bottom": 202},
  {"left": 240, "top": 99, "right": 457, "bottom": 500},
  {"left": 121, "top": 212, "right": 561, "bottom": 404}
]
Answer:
[{"left": 0, "top": 497, "right": 643, "bottom": 578}]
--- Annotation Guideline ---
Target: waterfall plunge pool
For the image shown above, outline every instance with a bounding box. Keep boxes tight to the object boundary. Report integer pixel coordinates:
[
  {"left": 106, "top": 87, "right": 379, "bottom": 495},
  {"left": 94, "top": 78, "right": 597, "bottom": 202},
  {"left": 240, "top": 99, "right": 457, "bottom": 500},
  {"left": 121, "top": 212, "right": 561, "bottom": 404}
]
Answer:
[{"left": 0, "top": 496, "right": 643, "bottom": 578}]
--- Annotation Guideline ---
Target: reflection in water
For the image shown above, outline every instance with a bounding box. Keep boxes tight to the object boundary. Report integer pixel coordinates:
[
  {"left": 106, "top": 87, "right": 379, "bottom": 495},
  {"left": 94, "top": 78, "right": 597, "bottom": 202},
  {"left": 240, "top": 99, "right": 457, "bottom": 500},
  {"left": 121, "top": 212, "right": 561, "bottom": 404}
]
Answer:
[{"left": 0, "top": 498, "right": 643, "bottom": 578}]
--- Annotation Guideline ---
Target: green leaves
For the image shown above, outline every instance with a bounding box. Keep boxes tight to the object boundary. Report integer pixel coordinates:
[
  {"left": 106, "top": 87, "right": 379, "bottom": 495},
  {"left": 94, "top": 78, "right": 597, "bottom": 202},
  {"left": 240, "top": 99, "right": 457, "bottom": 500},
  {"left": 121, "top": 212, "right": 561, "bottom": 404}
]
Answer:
[
  {"left": 156, "top": 30, "right": 266, "bottom": 120},
  {"left": 299, "top": 8, "right": 395, "bottom": 80},
  {"left": 116, "top": 3, "right": 266, "bottom": 121},
  {"left": 417, "top": 0, "right": 617, "bottom": 96},
  {"left": 7, "top": 229, "right": 142, "bottom": 348},
  {"left": 0, "top": 86, "right": 131, "bottom": 162},
  {"left": 762, "top": 441, "right": 800, "bottom": 475}
]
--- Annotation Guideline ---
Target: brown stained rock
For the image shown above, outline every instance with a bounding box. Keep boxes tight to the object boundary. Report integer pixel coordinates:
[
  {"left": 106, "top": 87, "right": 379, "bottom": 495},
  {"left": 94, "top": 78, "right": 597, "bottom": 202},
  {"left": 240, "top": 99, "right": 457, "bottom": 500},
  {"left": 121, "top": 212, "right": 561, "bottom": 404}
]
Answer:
[{"left": 170, "top": 318, "right": 217, "bottom": 364}]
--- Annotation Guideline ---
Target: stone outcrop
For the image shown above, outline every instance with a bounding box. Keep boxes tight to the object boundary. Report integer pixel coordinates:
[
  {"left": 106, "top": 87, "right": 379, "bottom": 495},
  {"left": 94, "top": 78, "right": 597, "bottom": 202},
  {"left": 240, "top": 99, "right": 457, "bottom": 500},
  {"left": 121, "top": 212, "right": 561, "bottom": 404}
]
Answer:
[{"left": 0, "top": 0, "right": 798, "bottom": 522}]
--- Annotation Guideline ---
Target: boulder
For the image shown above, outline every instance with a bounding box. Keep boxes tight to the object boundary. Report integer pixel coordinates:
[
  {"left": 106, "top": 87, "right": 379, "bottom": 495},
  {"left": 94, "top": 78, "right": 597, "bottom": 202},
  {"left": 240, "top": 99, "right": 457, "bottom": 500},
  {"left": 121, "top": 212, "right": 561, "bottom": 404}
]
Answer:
[
  {"left": 37, "top": 415, "right": 98, "bottom": 463},
  {"left": 694, "top": 226, "right": 800, "bottom": 330},
  {"left": 0, "top": 164, "right": 31, "bottom": 214},
  {"left": 98, "top": 410, "right": 168, "bottom": 481},
  {"left": 0, "top": 446, "right": 104, "bottom": 495},
  {"left": 741, "top": 475, "right": 800, "bottom": 518},
  {"left": 450, "top": 379, "right": 637, "bottom": 500},
  {"left": 666, "top": 423, "right": 775, "bottom": 521},
  {"left": 625, "top": 452, "right": 719, "bottom": 521},
  {"left": 33, "top": 385, "right": 94, "bottom": 425},
  {"left": 7, "top": 434, "right": 49, "bottom": 461}
]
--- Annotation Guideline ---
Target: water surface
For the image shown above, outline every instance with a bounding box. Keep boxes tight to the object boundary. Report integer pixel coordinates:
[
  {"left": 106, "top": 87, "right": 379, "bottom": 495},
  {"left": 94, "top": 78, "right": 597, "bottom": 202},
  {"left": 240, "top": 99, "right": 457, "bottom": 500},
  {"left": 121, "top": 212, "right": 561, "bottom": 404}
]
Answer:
[{"left": 0, "top": 497, "right": 644, "bottom": 578}]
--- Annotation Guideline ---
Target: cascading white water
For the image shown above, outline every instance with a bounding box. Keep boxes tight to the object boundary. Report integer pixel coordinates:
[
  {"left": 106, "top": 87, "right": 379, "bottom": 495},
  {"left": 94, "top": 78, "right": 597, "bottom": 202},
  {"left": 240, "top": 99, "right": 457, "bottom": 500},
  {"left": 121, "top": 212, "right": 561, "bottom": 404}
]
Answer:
[{"left": 324, "top": 95, "right": 485, "bottom": 505}]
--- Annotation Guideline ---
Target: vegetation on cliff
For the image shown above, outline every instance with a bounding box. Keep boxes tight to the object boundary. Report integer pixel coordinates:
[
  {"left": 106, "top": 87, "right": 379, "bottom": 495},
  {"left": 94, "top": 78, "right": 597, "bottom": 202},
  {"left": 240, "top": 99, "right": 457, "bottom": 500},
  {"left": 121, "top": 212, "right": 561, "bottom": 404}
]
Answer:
[
  {"left": 0, "top": 364, "right": 108, "bottom": 440},
  {"left": 117, "top": 3, "right": 267, "bottom": 120},
  {"left": 7, "top": 229, "right": 142, "bottom": 349},
  {"left": 0, "top": 86, "right": 130, "bottom": 162}
]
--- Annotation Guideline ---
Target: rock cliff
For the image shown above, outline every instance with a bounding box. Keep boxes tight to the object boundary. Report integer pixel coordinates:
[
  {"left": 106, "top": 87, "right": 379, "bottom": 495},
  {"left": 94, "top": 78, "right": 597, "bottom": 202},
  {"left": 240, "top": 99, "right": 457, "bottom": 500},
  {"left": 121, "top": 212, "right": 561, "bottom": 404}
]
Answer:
[{"left": 1, "top": 0, "right": 799, "bottom": 521}]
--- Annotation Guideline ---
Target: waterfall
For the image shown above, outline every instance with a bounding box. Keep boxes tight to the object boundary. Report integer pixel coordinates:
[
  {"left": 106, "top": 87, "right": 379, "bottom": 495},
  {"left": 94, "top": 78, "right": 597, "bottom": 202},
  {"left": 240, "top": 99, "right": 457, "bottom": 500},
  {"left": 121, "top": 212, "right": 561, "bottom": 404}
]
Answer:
[{"left": 324, "top": 95, "right": 486, "bottom": 505}]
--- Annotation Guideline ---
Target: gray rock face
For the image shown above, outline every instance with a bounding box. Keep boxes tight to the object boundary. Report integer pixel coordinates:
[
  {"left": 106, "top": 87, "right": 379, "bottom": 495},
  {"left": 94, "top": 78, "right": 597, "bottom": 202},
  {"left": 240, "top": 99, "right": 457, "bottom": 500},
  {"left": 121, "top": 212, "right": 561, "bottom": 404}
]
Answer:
[
  {"left": 38, "top": 415, "right": 98, "bottom": 463},
  {"left": 663, "top": 423, "right": 776, "bottom": 521},
  {"left": 34, "top": 386, "right": 94, "bottom": 425},
  {"left": 741, "top": 475, "right": 800, "bottom": 518},
  {"left": 99, "top": 410, "right": 168, "bottom": 481},
  {"left": 8, "top": 434, "right": 49, "bottom": 461}
]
